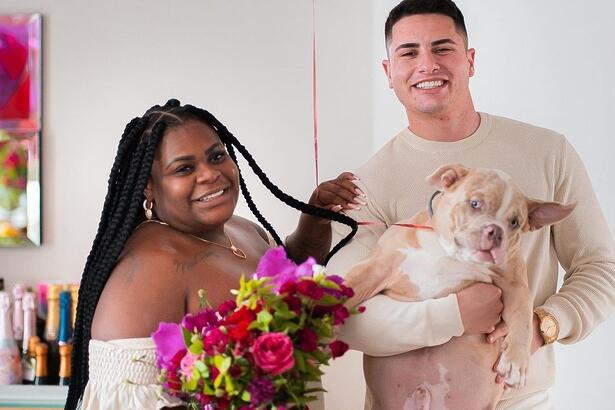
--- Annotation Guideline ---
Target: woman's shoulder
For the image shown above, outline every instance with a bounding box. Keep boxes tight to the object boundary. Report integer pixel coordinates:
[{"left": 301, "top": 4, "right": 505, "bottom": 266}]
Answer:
[{"left": 227, "top": 215, "right": 271, "bottom": 245}]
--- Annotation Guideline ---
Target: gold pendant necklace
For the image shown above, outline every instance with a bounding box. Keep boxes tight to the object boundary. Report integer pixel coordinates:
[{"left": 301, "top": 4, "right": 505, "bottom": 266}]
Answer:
[{"left": 138, "top": 219, "right": 247, "bottom": 259}]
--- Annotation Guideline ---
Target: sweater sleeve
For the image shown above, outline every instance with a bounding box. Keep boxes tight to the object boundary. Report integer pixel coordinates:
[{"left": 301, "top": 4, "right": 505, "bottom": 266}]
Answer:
[
  {"left": 327, "top": 180, "right": 465, "bottom": 356},
  {"left": 541, "top": 139, "right": 615, "bottom": 343}
]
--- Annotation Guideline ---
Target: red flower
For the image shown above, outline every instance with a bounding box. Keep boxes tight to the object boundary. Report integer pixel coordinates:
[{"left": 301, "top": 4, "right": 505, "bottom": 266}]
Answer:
[
  {"left": 228, "top": 320, "right": 251, "bottom": 342},
  {"left": 279, "top": 280, "right": 297, "bottom": 295},
  {"left": 225, "top": 306, "right": 256, "bottom": 325},
  {"left": 224, "top": 306, "right": 256, "bottom": 343},
  {"left": 332, "top": 305, "right": 350, "bottom": 325},
  {"left": 357, "top": 306, "right": 366, "bottom": 313},
  {"left": 218, "top": 299, "right": 237, "bottom": 317},
  {"left": 297, "top": 327, "right": 318, "bottom": 352},
  {"left": 296, "top": 280, "right": 324, "bottom": 300},
  {"left": 329, "top": 340, "right": 349, "bottom": 358},
  {"left": 284, "top": 294, "right": 302, "bottom": 315}
]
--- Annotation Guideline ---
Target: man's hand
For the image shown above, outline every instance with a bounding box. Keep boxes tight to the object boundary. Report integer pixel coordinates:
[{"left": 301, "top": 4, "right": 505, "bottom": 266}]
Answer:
[{"left": 456, "top": 283, "right": 503, "bottom": 334}]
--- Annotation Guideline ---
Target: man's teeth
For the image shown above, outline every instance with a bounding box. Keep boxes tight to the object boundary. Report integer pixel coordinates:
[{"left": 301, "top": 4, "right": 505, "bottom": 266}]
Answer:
[
  {"left": 200, "top": 189, "right": 224, "bottom": 202},
  {"left": 416, "top": 80, "right": 444, "bottom": 89}
]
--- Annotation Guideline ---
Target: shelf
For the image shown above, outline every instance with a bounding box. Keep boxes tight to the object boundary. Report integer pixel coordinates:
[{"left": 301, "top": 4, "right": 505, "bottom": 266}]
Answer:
[{"left": 0, "top": 385, "right": 67, "bottom": 408}]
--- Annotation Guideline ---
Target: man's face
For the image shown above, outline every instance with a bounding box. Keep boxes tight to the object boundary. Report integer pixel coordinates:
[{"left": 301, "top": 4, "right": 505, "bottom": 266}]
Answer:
[{"left": 383, "top": 14, "right": 475, "bottom": 117}]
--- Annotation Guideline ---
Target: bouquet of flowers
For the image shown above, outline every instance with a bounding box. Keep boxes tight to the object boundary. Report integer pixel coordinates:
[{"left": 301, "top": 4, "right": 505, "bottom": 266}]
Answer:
[
  {"left": 152, "top": 247, "right": 364, "bottom": 410},
  {"left": 0, "top": 138, "right": 28, "bottom": 211}
]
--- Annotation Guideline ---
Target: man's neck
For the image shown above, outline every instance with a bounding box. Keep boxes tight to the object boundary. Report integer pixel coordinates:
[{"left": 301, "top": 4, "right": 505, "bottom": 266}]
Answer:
[{"left": 407, "top": 107, "right": 481, "bottom": 142}]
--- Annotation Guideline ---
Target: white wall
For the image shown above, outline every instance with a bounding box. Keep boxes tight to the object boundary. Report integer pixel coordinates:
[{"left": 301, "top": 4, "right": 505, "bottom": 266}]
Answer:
[
  {"left": 1, "top": 0, "right": 613, "bottom": 408},
  {"left": 372, "top": 1, "right": 615, "bottom": 409}
]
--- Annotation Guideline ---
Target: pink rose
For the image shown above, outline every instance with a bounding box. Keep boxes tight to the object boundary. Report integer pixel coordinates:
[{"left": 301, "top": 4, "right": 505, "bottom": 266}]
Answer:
[{"left": 252, "top": 332, "right": 295, "bottom": 375}]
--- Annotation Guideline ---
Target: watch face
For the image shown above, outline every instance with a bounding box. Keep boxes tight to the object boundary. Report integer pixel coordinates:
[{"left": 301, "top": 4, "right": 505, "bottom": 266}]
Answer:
[{"left": 541, "top": 317, "right": 557, "bottom": 338}]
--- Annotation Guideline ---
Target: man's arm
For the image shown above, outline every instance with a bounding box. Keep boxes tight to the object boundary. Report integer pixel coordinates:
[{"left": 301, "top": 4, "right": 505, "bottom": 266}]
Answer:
[{"left": 539, "top": 140, "right": 615, "bottom": 343}]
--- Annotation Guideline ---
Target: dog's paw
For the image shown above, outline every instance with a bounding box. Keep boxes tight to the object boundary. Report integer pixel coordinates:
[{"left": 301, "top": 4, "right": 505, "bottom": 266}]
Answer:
[{"left": 495, "top": 348, "right": 528, "bottom": 389}]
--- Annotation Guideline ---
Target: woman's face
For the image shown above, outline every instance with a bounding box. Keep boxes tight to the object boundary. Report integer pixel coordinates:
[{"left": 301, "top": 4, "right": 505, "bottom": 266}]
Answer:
[{"left": 146, "top": 119, "right": 240, "bottom": 234}]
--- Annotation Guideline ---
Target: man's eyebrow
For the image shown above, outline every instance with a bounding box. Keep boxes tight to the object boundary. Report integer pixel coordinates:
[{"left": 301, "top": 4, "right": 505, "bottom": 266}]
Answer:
[
  {"left": 432, "top": 38, "right": 457, "bottom": 47},
  {"left": 394, "top": 38, "right": 457, "bottom": 53},
  {"left": 394, "top": 42, "right": 419, "bottom": 52}
]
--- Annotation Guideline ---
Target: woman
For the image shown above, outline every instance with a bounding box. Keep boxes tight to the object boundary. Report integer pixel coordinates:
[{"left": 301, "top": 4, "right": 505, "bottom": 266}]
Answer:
[{"left": 66, "top": 99, "right": 360, "bottom": 409}]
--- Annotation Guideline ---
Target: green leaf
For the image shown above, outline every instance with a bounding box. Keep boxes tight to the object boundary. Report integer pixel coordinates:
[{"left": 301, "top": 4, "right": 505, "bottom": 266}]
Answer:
[
  {"left": 294, "top": 350, "right": 307, "bottom": 373},
  {"left": 185, "top": 370, "right": 199, "bottom": 391},
  {"left": 182, "top": 327, "right": 192, "bottom": 347},
  {"left": 195, "top": 361, "right": 209, "bottom": 377},
  {"left": 241, "top": 390, "right": 251, "bottom": 402},
  {"left": 188, "top": 339, "right": 203, "bottom": 355}
]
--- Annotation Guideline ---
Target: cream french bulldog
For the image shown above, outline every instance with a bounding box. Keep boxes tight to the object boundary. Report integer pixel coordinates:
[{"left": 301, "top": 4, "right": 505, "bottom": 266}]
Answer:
[{"left": 345, "top": 164, "right": 575, "bottom": 408}]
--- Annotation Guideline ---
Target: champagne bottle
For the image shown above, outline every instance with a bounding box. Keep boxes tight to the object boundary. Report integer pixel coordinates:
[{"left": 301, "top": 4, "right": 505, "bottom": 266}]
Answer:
[
  {"left": 21, "top": 292, "right": 37, "bottom": 384},
  {"left": 69, "top": 284, "right": 79, "bottom": 329},
  {"left": 12, "top": 285, "right": 24, "bottom": 349},
  {"left": 0, "top": 291, "right": 22, "bottom": 384},
  {"left": 45, "top": 285, "right": 61, "bottom": 384},
  {"left": 58, "top": 344, "right": 72, "bottom": 386},
  {"left": 58, "top": 291, "right": 72, "bottom": 344},
  {"left": 21, "top": 335, "right": 39, "bottom": 385},
  {"left": 34, "top": 342, "right": 50, "bottom": 385}
]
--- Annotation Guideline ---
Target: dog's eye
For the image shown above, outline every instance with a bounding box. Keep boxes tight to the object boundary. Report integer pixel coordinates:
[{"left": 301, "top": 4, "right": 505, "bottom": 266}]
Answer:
[
  {"left": 470, "top": 200, "right": 481, "bottom": 209},
  {"left": 510, "top": 218, "right": 519, "bottom": 229}
]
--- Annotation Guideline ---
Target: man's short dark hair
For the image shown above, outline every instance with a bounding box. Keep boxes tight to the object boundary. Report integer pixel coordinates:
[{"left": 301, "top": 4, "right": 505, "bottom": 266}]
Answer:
[{"left": 385, "top": 0, "right": 468, "bottom": 51}]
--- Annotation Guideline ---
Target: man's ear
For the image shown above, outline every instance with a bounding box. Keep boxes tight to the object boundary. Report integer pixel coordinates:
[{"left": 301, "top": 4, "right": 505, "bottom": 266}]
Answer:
[
  {"left": 382, "top": 59, "right": 393, "bottom": 89},
  {"left": 467, "top": 48, "right": 476, "bottom": 77},
  {"left": 426, "top": 164, "right": 469, "bottom": 190},
  {"left": 527, "top": 200, "right": 576, "bottom": 231}
]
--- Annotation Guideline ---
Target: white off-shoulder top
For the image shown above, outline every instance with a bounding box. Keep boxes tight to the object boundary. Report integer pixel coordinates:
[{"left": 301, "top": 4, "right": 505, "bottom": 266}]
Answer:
[{"left": 79, "top": 338, "right": 184, "bottom": 410}]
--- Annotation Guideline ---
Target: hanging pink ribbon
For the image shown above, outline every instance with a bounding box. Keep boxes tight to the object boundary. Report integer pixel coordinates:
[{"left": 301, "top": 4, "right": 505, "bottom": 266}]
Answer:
[{"left": 312, "top": 0, "right": 319, "bottom": 186}]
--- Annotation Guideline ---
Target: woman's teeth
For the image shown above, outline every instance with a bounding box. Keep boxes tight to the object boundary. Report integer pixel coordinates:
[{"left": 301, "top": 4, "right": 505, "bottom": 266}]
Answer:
[{"left": 199, "top": 189, "right": 224, "bottom": 202}]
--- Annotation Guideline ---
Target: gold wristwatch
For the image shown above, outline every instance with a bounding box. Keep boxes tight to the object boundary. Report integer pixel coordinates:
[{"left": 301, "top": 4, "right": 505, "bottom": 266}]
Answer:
[{"left": 534, "top": 308, "right": 559, "bottom": 345}]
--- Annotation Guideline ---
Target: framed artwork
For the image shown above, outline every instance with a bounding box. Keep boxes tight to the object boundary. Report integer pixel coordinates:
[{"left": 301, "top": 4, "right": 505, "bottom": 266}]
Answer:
[{"left": 0, "top": 14, "right": 41, "bottom": 246}]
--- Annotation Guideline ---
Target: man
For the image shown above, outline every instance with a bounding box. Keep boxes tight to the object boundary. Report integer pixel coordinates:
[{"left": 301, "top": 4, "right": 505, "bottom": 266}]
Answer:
[{"left": 327, "top": 0, "right": 615, "bottom": 408}]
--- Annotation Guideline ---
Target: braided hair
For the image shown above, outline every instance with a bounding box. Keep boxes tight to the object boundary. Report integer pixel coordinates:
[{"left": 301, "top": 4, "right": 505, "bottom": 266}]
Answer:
[{"left": 65, "top": 99, "right": 357, "bottom": 409}]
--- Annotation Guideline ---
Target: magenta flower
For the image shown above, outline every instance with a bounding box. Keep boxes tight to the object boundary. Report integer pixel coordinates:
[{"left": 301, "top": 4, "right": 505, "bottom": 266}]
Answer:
[
  {"left": 252, "top": 332, "right": 295, "bottom": 375},
  {"left": 203, "top": 327, "right": 229, "bottom": 355},
  {"left": 152, "top": 322, "right": 186, "bottom": 368},
  {"left": 329, "top": 340, "right": 349, "bottom": 358},
  {"left": 255, "top": 247, "right": 317, "bottom": 292},
  {"left": 248, "top": 378, "right": 275, "bottom": 406},
  {"left": 298, "top": 327, "right": 318, "bottom": 352},
  {"left": 182, "top": 308, "right": 218, "bottom": 333}
]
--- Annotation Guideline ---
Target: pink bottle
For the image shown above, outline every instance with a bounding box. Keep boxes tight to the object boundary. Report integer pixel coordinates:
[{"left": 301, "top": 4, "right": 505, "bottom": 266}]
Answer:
[{"left": 12, "top": 284, "right": 24, "bottom": 346}]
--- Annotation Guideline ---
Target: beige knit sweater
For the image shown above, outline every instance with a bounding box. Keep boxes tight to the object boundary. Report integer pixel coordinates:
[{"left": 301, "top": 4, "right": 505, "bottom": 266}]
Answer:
[{"left": 328, "top": 112, "right": 615, "bottom": 404}]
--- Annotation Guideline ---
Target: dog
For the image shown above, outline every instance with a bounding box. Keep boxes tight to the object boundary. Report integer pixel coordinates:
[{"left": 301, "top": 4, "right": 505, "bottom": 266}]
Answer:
[{"left": 344, "top": 164, "right": 575, "bottom": 409}]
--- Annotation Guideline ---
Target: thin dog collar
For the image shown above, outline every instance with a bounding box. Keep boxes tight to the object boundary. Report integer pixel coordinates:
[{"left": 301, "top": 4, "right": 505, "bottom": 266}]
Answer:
[{"left": 428, "top": 190, "right": 442, "bottom": 218}]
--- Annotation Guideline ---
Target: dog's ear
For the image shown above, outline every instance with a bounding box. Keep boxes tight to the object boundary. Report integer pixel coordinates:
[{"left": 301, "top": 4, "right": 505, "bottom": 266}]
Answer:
[
  {"left": 526, "top": 200, "right": 576, "bottom": 231},
  {"left": 426, "top": 164, "right": 469, "bottom": 190}
]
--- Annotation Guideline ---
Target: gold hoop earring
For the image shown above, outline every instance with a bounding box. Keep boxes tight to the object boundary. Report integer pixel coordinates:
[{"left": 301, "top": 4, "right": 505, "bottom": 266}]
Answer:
[{"left": 143, "top": 199, "right": 154, "bottom": 220}]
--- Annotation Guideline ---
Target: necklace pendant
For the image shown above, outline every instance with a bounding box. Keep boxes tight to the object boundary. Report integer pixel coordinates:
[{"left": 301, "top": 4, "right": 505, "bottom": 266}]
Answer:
[{"left": 231, "top": 246, "right": 247, "bottom": 259}]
